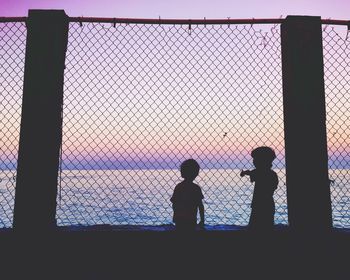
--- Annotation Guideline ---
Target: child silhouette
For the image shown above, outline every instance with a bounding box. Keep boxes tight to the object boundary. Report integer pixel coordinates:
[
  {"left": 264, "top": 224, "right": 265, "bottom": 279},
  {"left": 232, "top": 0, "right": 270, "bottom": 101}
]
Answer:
[
  {"left": 170, "top": 159, "right": 205, "bottom": 231},
  {"left": 241, "top": 147, "right": 278, "bottom": 230}
]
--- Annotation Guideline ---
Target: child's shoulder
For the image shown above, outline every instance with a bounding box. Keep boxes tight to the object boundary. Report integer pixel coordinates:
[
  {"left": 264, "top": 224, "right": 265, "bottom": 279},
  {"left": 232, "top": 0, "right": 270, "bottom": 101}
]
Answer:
[
  {"left": 174, "top": 181, "right": 184, "bottom": 189},
  {"left": 190, "top": 181, "right": 201, "bottom": 189}
]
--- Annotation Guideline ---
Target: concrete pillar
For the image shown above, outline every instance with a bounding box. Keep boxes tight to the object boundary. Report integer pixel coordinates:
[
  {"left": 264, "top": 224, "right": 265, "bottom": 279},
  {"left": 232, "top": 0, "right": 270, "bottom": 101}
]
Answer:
[
  {"left": 13, "top": 10, "right": 68, "bottom": 231},
  {"left": 281, "top": 16, "right": 332, "bottom": 231}
]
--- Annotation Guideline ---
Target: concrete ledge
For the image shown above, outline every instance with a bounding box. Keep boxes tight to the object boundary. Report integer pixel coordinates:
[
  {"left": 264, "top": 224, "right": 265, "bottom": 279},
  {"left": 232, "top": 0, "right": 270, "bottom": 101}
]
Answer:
[{"left": 0, "top": 226, "right": 349, "bottom": 278}]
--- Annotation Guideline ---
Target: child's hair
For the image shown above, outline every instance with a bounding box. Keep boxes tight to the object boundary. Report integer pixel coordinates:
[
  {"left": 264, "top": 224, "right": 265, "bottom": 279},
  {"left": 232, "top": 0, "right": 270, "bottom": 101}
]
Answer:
[
  {"left": 251, "top": 146, "right": 276, "bottom": 166},
  {"left": 180, "top": 159, "right": 200, "bottom": 180}
]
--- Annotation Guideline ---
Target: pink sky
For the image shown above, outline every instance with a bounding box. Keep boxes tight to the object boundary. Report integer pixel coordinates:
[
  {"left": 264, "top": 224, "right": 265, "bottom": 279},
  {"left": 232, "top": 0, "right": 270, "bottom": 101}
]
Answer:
[
  {"left": 1, "top": 0, "right": 349, "bottom": 170},
  {"left": 1, "top": 0, "right": 350, "bottom": 19}
]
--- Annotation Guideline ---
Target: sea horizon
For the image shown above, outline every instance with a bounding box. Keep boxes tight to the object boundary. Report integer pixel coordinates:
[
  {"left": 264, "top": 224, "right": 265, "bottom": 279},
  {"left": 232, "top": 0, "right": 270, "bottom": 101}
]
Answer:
[{"left": 1, "top": 168, "right": 349, "bottom": 228}]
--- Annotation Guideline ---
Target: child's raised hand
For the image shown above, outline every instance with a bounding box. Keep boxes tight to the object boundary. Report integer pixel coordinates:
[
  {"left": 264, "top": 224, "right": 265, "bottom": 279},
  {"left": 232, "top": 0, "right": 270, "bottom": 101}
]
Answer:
[{"left": 240, "top": 170, "right": 251, "bottom": 177}]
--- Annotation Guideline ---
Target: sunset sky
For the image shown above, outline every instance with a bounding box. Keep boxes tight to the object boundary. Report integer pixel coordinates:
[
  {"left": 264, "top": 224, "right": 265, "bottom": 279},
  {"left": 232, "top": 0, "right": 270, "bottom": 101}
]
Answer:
[
  {"left": 1, "top": 1, "right": 349, "bottom": 170},
  {"left": 1, "top": 0, "right": 350, "bottom": 19}
]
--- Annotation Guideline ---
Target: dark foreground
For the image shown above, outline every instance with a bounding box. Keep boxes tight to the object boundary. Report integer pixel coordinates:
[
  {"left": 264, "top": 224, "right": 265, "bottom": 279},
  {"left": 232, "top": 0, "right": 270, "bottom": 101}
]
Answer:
[{"left": 0, "top": 226, "right": 349, "bottom": 279}]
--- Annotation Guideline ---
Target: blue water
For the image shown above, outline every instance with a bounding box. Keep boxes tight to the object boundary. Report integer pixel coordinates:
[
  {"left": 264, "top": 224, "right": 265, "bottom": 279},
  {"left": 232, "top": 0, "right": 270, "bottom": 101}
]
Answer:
[
  {"left": 0, "top": 169, "right": 349, "bottom": 228},
  {"left": 56, "top": 169, "right": 288, "bottom": 226}
]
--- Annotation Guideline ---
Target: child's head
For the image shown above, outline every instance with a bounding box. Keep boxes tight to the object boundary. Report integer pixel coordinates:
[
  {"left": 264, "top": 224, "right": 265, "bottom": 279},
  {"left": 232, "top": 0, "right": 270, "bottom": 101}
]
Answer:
[
  {"left": 180, "top": 159, "right": 200, "bottom": 181},
  {"left": 251, "top": 146, "right": 276, "bottom": 169}
]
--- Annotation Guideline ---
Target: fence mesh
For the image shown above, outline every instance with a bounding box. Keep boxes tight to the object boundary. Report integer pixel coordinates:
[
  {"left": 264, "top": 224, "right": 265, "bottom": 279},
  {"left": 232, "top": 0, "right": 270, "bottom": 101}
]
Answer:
[
  {"left": 0, "top": 21, "right": 26, "bottom": 228},
  {"left": 57, "top": 22, "right": 287, "bottom": 227},
  {"left": 323, "top": 25, "right": 350, "bottom": 228},
  {"left": 2, "top": 19, "right": 348, "bottom": 229}
]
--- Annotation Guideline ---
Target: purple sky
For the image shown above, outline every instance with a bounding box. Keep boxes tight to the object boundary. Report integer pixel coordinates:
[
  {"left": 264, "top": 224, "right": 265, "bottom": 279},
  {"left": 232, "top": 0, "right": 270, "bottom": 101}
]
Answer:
[
  {"left": 1, "top": 0, "right": 350, "bottom": 19},
  {"left": 1, "top": 0, "right": 349, "bottom": 170}
]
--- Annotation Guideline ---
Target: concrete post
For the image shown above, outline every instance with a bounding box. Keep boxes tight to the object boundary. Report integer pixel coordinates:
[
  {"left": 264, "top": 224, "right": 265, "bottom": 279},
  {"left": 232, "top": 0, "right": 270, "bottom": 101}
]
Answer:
[
  {"left": 281, "top": 16, "right": 332, "bottom": 231},
  {"left": 13, "top": 10, "right": 68, "bottom": 231}
]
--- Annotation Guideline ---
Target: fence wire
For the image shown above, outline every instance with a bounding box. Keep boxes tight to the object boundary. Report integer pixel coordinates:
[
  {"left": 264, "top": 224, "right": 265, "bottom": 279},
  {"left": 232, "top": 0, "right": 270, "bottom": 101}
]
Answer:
[
  {"left": 57, "top": 22, "right": 287, "bottom": 226},
  {"left": 2, "top": 19, "right": 348, "bottom": 229},
  {"left": 0, "top": 21, "right": 26, "bottom": 228},
  {"left": 323, "top": 25, "right": 350, "bottom": 228}
]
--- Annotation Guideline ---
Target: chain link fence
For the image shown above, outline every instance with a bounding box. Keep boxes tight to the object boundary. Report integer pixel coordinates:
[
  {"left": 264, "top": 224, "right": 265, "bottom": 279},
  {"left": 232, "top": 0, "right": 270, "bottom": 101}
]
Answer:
[
  {"left": 57, "top": 21, "right": 287, "bottom": 227},
  {"left": 0, "top": 21, "right": 26, "bottom": 228},
  {"left": 323, "top": 25, "right": 350, "bottom": 228},
  {"left": 2, "top": 18, "right": 348, "bottom": 229}
]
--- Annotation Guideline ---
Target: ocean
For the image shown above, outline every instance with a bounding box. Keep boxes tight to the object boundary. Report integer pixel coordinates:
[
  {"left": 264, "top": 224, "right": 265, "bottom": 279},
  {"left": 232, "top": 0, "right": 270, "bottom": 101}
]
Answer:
[{"left": 0, "top": 169, "right": 349, "bottom": 228}]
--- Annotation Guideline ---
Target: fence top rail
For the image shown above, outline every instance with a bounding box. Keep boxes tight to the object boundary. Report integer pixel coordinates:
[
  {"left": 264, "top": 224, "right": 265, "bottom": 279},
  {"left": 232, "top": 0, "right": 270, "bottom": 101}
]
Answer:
[
  {"left": 0, "top": 17, "right": 27, "bottom": 22},
  {"left": 69, "top": 17, "right": 350, "bottom": 26},
  {"left": 69, "top": 17, "right": 285, "bottom": 25},
  {"left": 0, "top": 16, "right": 349, "bottom": 26}
]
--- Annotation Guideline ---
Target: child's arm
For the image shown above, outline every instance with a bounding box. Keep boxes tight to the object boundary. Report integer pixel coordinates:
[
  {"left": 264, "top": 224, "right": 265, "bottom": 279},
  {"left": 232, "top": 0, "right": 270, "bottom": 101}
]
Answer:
[
  {"left": 240, "top": 170, "right": 252, "bottom": 177},
  {"left": 240, "top": 170, "right": 256, "bottom": 182},
  {"left": 198, "top": 201, "right": 205, "bottom": 226}
]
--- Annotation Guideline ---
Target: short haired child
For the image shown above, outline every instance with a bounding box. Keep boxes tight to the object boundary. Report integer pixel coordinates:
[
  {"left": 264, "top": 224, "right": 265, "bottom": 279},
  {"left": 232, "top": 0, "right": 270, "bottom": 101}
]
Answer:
[
  {"left": 170, "top": 159, "right": 205, "bottom": 230},
  {"left": 240, "top": 147, "right": 278, "bottom": 230}
]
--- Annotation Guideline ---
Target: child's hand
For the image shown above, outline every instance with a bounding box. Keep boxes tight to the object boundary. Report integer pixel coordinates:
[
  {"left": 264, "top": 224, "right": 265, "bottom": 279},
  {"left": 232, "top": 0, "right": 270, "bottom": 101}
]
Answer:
[{"left": 240, "top": 170, "right": 252, "bottom": 177}]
